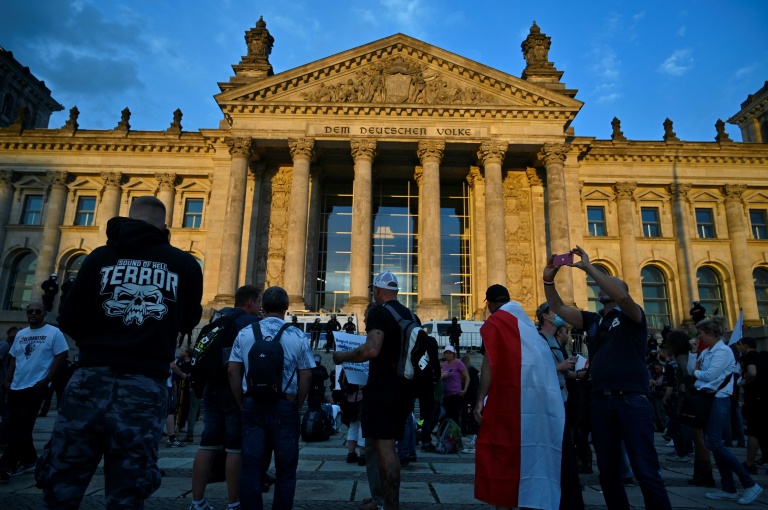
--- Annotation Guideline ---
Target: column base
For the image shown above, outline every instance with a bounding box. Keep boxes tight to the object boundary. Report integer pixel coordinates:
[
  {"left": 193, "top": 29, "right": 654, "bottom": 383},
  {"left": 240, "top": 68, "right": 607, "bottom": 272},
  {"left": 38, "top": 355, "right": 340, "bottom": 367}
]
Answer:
[
  {"left": 209, "top": 295, "right": 235, "bottom": 312},
  {"left": 417, "top": 299, "right": 448, "bottom": 323},
  {"left": 288, "top": 295, "right": 307, "bottom": 313},
  {"left": 345, "top": 296, "right": 371, "bottom": 322}
]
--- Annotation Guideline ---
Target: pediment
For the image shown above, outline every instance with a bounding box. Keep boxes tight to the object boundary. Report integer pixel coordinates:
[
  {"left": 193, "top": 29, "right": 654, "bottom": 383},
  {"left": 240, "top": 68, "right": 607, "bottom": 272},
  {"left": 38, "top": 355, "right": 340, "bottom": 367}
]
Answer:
[
  {"left": 745, "top": 191, "right": 768, "bottom": 203},
  {"left": 14, "top": 175, "right": 48, "bottom": 190},
  {"left": 216, "top": 34, "right": 582, "bottom": 116},
  {"left": 67, "top": 176, "right": 102, "bottom": 203},
  {"left": 583, "top": 189, "right": 613, "bottom": 200},
  {"left": 690, "top": 190, "right": 722, "bottom": 202},
  {"left": 635, "top": 189, "right": 668, "bottom": 201}
]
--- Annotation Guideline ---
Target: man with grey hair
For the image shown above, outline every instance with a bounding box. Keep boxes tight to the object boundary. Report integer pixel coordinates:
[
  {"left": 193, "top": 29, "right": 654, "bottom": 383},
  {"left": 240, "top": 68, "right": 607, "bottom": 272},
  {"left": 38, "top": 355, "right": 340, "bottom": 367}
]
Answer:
[
  {"left": 40, "top": 195, "right": 203, "bottom": 508},
  {"left": 228, "top": 286, "right": 314, "bottom": 510}
]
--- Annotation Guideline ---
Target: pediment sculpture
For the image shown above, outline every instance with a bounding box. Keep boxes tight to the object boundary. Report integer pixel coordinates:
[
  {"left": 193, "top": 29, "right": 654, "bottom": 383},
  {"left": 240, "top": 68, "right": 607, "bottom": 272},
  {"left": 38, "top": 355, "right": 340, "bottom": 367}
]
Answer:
[{"left": 301, "top": 55, "right": 495, "bottom": 105}]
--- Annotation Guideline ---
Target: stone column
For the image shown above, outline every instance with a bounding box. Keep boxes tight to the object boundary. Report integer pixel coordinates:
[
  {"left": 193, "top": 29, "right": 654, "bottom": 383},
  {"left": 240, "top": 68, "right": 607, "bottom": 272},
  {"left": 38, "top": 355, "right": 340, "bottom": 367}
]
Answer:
[
  {"left": 414, "top": 166, "right": 424, "bottom": 305},
  {"left": 668, "top": 183, "right": 696, "bottom": 322},
  {"left": 0, "top": 170, "right": 16, "bottom": 256},
  {"left": 613, "top": 182, "right": 642, "bottom": 303},
  {"left": 527, "top": 167, "right": 548, "bottom": 305},
  {"left": 34, "top": 171, "right": 69, "bottom": 299},
  {"left": 478, "top": 141, "right": 508, "bottom": 287},
  {"left": 284, "top": 138, "right": 314, "bottom": 310},
  {"left": 347, "top": 139, "right": 376, "bottom": 319},
  {"left": 98, "top": 172, "right": 122, "bottom": 240},
  {"left": 214, "top": 137, "right": 253, "bottom": 304},
  {"left": 467, "top": 167, "right": 487, "bottom": 317},
  {"left": 155, "top": 173, "right": 177, "bottom": 227},
  {"left": 539, "top": 143, "right": 574, "bottom": 305},
  {"left": 722, "top": 184, "right": 761, "bottom": 325},
  {"left": 417, "top": 140, "right": 447, "bottom": 321}
]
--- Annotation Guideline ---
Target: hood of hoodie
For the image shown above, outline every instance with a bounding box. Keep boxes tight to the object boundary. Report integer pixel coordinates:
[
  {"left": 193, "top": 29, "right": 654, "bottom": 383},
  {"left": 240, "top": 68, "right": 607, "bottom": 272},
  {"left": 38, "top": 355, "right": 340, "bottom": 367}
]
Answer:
[{"left": 106, "top": 216, "right": 170, "bottom": 251}]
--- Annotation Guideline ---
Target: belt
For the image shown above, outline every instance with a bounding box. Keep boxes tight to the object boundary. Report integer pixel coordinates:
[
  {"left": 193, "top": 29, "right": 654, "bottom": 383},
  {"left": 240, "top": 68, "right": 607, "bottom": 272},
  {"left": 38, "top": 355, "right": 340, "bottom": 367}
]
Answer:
[
  {"left": 283, "top": 393, "right": 296, "bottom": 401},
  {"left": 596, "top": 390, "right": 640, "bottom": 396}
]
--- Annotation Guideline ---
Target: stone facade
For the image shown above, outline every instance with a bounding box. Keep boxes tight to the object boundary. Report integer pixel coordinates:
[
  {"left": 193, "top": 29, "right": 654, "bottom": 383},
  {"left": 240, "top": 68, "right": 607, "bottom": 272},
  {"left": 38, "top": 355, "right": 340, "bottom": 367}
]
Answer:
[
  {"left": 0, "top": 21, "right": 767, "bottom": 330},
  {"left": 0, "top": 46, "right": 63, "bottom": 129}
]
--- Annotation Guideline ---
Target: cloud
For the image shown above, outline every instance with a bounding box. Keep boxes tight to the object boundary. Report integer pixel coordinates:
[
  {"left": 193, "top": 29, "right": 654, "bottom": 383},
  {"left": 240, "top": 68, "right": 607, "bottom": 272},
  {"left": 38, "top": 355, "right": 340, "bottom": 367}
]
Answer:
[
  {"left": 632, "top": 11, "right": 645, "bottom": 21},
  {"left": 353, "top": 8, "right": 379, "bottom": 27},
  {"left": 589, "top": 44, "right": 622, "bottom": 103},
  {"left": 734, "top": 65, "right": 755, "bottom": 78},
  {"left": 658, "top": 49, "right": 693, "bottom": 76},
  {"left": 677, "top": 26, "right": 686, "bottom": 37},
  {"left": 380, "top": 0, "right": 427, "bottom": 36}
]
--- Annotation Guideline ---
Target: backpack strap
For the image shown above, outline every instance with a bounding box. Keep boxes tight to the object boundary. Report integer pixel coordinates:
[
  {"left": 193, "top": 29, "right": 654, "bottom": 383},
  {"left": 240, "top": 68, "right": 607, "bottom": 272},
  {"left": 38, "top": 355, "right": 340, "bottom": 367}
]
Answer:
[{"left": 382, "top": 302, "right": 418, "bottom": 323}]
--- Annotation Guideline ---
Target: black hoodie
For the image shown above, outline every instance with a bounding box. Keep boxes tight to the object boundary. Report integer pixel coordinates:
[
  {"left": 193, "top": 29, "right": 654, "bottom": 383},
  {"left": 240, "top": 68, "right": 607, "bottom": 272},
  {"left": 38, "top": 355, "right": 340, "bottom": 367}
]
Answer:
[{"left": 58, "top": 217, "right": 203, "bottom": 379}]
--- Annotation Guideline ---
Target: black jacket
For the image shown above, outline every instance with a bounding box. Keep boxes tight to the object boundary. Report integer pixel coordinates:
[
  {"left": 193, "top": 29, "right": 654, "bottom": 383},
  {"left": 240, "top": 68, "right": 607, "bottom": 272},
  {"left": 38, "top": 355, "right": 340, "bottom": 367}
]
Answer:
[{"left": 58, "top": 217, "right": 203, "bottom": 379}]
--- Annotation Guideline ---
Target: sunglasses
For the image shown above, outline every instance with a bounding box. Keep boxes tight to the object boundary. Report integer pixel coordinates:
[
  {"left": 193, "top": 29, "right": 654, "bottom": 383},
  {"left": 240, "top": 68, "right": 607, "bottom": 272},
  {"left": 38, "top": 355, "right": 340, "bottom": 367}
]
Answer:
[{"left": 27, "top": 309, "right": 44, "bottom": 315}]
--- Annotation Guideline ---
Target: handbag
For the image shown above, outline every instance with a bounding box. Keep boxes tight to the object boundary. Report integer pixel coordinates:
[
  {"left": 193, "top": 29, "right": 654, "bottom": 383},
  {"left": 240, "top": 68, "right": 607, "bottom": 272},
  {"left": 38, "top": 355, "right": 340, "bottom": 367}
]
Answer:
[{"left": 679, "top": 373, "right": 732, "bottom": 428}]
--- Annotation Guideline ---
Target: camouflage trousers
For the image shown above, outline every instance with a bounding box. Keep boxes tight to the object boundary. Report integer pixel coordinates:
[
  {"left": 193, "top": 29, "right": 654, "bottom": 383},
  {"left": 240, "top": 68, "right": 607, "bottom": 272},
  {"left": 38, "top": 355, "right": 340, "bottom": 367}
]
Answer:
[{"left": 36, "top": 367, "right": 168, "bottom": 509}]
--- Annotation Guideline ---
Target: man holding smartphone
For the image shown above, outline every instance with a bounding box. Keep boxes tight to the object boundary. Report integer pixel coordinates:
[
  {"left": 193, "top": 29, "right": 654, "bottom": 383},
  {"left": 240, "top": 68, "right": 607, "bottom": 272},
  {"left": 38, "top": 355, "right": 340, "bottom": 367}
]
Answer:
[{"left": 542, "top": 246, "right": 672, "bottom": 510}]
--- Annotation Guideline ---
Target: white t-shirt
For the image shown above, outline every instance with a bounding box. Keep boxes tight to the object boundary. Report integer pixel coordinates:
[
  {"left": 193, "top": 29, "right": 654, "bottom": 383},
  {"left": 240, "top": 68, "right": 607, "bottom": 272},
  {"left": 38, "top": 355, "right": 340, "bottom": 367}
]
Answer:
[
  {"left": 10, "top": 324, "right": 68, "bottom": 390},
  {"left": 230, "top": 317, "right": 315, "bottom": 395}
]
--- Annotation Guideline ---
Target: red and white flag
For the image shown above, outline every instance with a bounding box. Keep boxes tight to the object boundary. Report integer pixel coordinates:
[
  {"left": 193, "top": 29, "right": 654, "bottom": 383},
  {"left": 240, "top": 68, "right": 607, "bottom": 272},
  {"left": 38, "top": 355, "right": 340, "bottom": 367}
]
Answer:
[{"left": 475, "top": 301, "right": 565, "bottom": 510}]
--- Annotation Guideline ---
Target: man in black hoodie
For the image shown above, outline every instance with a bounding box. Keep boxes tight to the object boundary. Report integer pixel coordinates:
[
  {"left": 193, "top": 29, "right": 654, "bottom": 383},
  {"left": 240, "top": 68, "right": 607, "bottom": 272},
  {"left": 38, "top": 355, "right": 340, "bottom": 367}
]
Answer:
[{"left": 38, "top": 196, "right": 203, "bottom": 509}]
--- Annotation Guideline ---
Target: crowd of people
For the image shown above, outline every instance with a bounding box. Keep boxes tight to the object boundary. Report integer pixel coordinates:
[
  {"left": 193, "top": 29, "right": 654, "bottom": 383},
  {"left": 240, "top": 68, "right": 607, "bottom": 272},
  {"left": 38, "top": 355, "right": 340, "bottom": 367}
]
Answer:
[{"left": 0, "top": 196, "right": 767, "bottom": 509}]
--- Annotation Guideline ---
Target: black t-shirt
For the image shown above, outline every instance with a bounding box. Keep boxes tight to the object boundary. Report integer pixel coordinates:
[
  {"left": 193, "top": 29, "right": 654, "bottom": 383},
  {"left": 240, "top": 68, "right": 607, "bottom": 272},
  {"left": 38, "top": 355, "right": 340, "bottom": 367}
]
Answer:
[
  {"left": 663, "top": 361, "right": 677, "bottom": 399},
  {"left": 741, "top": 350, "right": 761, "bottom": 400},
  {"left": 365, "top": 300, "right": 413, "bottom": 393}
]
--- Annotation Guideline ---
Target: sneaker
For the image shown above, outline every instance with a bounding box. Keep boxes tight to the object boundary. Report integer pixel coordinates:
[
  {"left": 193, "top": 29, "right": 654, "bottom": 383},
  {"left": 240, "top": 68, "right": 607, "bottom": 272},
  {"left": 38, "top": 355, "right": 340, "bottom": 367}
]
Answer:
[
  {"left": 743, "top": 461, "right": 758, "bottom": 475},
  {"left": 346, "top": 452, "right": 359, "bottom": 463},
  {"left": 166, "top": 439, "right": 186, "bottom": 448},
  {"left": 665, "top": 454, "right": 690, "bottom": 462},
  {"left": 12, "top": 463, "right": 36, "bottom": 476},
  {"left": 188, "top": 501, "right": 214, "bottom": 510},
  {"left": 357, "top": 455, "right": 366, "bottom": 467},
  {"left": 738, "top": 484, "right": 763, "bottom": 505},
  {"left": 705, "top": 490, "right": 740, "bottom": 501},
  {"left": 665, "top": 440, "right": 675, "bottom": 447}
]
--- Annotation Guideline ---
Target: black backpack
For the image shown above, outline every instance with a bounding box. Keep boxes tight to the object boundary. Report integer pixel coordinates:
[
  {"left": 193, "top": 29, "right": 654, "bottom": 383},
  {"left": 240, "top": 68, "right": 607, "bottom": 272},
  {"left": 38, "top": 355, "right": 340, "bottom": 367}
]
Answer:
[
  {"left": 246, "top": 323, "right": 293, "bottom": 403},
  {"left": 190, "top": 308, "right": 248, "bottom": 390},
  {"left": 301, "top": 406, "right": 332, "bottom": 442}
]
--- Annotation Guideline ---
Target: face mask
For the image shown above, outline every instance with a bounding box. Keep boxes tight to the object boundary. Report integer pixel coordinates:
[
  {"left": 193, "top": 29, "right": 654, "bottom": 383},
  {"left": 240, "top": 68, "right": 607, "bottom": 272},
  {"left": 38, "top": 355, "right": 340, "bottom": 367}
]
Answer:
[{"left": 553, "top": 315, "right": 566, "bottom": 328}]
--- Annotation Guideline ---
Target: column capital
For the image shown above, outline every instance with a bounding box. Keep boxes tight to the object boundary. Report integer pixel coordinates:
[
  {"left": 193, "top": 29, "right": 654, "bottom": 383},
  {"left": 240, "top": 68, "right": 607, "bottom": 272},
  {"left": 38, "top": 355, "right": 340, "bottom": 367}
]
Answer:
[
  {"left": 613, "top": 182, "right": 637, "bottom": 199},
  {"left": 417, "top": 140, "right": 445, "bottom": 164},
  {"left": 225, "top": 136, "right": 254, "bottom": 157},
  {"left": 288, "top": 138, "right": 315, "bottom": 161},
  {"left": 155, "top": 172, "right": 177, "bottom": 191},
  {"left": 47, "top": 171, "right": 69, "bottom": 188},
  {"left": 477, "top": 141, "right": 508, "bottom": 165},
  {"left": 350, "top": 139, "right": 377, "bottom": 162},
  {"left": 525, "top": 167, "right": 543, "bottom": 187},
  {"left": 101, "top": 172, "right": 123, "bottom": 189},
  {"left": 466, "top": 166, "right": 484, "bottom": 189},
  {"left": 537, "top": 143, "right": 570, "bottom": 166},
  {"left": 722, "top": 184, "right": 747, "bottom": 200},
  {"left": 0, "top": 170, "right": 14, "bottom": 187},
  {"left": 414, "top": 166, "right": 423, "bottom": 187},
  {"left": 667, "top": 183, "right": 692, "bottom": 200}
]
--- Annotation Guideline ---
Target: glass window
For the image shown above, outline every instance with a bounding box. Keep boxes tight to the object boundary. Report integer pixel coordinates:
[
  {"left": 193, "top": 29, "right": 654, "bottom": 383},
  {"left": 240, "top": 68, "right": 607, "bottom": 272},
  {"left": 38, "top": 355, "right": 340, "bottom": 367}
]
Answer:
[
  {"left": 316, "top": 185, "right": 354, "bottom": 313},
  {"left": 586, "top": 264, "right": 610, "bottom": 313},
  {"left": 183, "top": 198, "right": 204, "bottom": 228},
  {"left": 641, "top": 266, "right": 671, "bottom": 330},
  {"left": 3, "top": 252, "right": 37, "bottom": 310},
  {"left": 440, "top": 182, "right": 472, "bottom": 320},
  {"left": 750, "top": 210, "right": 768, "bottom": 240},
  {"left": 754, "top": 267, "right": 768, "bottom": 325},
  {"left": 695, "top": 208, "right": 716, "bottom": 238},
  {"left": 641, "top": 207, "right": 661, "bottom": 237},
  {"left": 697, "top": 266, "right": 725, "bottom": 317},
  {"left": 587, "top": 206, "right": 606, "bottom": 236},
  {"left": 20, "top": 194, "right": 43, "bottom": 225},
  {"left": 74, "top": 197, "right": 96, "bottom": 226}
]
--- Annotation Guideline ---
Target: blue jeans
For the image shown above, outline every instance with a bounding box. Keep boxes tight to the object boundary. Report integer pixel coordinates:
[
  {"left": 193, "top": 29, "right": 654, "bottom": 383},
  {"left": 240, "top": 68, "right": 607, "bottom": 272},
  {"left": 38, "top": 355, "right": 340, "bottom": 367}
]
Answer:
[
  {"left": 241, "top": 397, "right": 300, "bottom": 510},
  {"left": 397, "top": 413, "right": 416, "bottom": 459},
  {"left": 590, "top": 393, "right": 671, "bottom": 510},
  {"left": 705, "top": 397, "right": 756, "bottom": 494}
]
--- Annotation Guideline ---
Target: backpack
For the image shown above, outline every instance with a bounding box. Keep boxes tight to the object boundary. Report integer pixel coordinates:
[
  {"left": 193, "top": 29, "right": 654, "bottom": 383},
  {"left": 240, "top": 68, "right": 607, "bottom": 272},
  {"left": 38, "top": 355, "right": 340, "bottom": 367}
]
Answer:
[
  {"left": 435, "top": 418, "right": 462, "bottom": 454},
  {"left": 190, "top": 308, "right": 248, "bottom": 388},
  {"left": 245, "top": 323, "right": 292, "bottom": 404},
  {"left": 381, "top": 303, "right": 428, "bottom": 380},
  {"left": 301, "top": 407, "right": 332, "bottom": 442}
]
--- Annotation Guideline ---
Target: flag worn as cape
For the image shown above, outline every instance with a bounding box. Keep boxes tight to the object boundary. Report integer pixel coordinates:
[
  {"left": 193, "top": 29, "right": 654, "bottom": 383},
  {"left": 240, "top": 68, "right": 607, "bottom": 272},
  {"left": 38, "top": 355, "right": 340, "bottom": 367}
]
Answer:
[{"left": 474, "top": 301, "right": 565, "bottom": 510}]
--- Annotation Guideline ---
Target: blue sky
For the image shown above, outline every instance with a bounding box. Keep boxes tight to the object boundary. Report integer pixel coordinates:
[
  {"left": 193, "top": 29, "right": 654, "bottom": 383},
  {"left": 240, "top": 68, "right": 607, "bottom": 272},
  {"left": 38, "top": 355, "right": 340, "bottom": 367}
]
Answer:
[{"left": 2, "top": 0, "right": 766, "bottom": 141}]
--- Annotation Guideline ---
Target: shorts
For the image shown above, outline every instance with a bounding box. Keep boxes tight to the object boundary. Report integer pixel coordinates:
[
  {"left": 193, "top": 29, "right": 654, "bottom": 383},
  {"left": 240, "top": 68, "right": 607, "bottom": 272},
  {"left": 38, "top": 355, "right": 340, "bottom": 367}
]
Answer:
[
  {"left": 167, "top": 387, "right": 177, "bottom": 415},
  {"left": 361, "top": 388, "right": 411, "bottom": 441},
  {"left": 199, "top": 386, "right": 242, "bottom": 453}
]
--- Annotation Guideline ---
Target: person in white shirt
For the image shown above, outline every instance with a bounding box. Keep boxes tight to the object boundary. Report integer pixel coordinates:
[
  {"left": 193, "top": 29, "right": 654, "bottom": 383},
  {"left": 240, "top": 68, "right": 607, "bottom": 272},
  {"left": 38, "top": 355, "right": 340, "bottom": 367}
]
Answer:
[
  {"left": 0, "top": 301, "right": 68, "bottom": 479},
  {"left": 688, "top": 316, "right": 763, "bottom": 505}
]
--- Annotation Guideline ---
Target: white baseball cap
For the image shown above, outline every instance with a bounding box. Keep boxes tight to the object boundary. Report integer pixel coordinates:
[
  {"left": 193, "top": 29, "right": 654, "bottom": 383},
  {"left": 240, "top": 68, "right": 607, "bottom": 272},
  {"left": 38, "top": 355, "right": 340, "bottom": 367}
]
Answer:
[
  {"left": 370, "top": 271, "right": 399, "bottom": 291},
  {"left": 444, "top": 345, "right": 456, "bottom": 353}
]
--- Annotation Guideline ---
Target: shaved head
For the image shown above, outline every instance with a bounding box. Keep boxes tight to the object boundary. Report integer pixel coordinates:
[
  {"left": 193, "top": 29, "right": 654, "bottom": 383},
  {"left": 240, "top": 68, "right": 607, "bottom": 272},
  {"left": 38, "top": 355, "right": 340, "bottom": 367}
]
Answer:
[{"left": 129, "top": 196, "right": 166, "bottom": 230}]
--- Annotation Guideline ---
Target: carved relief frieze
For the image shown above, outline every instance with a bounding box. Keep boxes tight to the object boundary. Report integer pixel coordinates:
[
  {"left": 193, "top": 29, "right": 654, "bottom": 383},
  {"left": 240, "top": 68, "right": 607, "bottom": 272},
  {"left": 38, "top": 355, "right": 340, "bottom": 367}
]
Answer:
[
  {"left": 502, "top": 171, "right": 534, "bottom": 310},
  {"left": 301, "top": 55, "right": 495, "bottom": 105},
  {"left": 265, "top": 167, "right": 293, "bottom": 288}
]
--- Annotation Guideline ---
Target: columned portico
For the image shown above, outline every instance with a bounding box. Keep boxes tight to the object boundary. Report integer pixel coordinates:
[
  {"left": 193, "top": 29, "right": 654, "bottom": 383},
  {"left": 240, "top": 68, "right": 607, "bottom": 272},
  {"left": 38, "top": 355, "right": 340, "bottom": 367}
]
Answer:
[
  {"left": 478, "top": 141, "right": 508, "bottom": 288},
  {"left": 347, "top": 139, "right": 376, "bottom": 318},
  {"left": 34, "top": 171, "right": 68, "bottom": 297},
  {"left": 214, "top": 137, "right": 253, "bottom": 305},
  {"left": 285, "top": 137, "right": 314, "bottom": 310},
  {"left": 722, "top": 184, "right": 761, "bottom": 325},
  {"left": 417, "top": 140, "right": 447, "bottom": 321},
  {"left": 614, "top": 182, "right": 642, "bottom": 302}
]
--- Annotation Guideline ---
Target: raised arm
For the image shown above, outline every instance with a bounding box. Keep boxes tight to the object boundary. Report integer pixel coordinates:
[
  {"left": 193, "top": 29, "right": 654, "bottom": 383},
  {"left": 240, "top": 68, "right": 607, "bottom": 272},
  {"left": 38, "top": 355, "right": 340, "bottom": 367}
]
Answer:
[{"left": 543, "top": 255, "right": 584, "bottom": 329}]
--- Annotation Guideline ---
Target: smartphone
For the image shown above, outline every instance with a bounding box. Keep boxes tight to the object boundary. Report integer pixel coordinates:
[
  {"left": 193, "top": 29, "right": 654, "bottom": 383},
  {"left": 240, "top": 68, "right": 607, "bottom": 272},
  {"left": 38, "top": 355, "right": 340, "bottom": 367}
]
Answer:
[{"left": 553, "top": 252, "right": 574, "bottom": 267}]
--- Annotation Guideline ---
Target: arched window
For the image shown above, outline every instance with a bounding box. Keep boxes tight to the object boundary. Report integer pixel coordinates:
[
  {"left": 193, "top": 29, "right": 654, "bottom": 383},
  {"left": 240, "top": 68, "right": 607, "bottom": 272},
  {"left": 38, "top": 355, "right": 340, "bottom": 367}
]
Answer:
[
  {"left": 3, "top": 252, "right": 37, "bottom": 310},
  {"left": 64, "top": 253, "right": 88, "bottom": 280},
  {"left": 697, "top": 266, "right": 725, "bottom": 317},
  {"left": 754, "top": 267, "right": 768, "bottom": 325},
  {"left": 586, "top": 264, "right": 610, "bottom": 313},
  {"left": 641, "top": 266, "right": 671, "bottom": 330}
]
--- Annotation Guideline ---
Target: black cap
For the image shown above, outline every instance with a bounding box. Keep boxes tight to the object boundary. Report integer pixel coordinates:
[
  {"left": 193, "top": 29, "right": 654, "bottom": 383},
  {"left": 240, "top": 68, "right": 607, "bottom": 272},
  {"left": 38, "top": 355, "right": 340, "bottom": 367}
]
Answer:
[{"left": 485, "top": 284, "right": 510, "bottom": 303}]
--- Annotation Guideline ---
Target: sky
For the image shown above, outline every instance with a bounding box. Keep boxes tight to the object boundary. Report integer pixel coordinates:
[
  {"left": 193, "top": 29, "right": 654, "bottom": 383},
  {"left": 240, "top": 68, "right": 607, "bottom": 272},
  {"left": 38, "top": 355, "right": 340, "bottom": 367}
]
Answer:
[{"left": 2, "top": 0, "right": 767, "bottom": 141}]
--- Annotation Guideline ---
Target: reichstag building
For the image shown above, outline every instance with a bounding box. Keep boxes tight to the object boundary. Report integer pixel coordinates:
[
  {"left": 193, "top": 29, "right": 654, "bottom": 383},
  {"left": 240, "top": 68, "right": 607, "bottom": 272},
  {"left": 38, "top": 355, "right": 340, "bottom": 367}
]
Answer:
[{"left": 1, "top": 19, "right": 767, "bottom": 331}]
